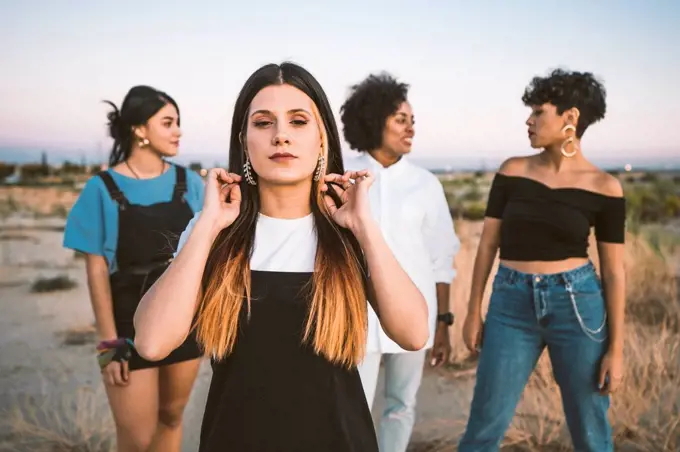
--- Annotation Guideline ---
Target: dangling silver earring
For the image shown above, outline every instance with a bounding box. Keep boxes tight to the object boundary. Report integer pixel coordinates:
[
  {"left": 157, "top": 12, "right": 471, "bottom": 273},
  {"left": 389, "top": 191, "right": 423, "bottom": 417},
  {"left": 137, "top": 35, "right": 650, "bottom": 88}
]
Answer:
[
  {"left": 243, "top": 155, "right": 256, "bottom": 186},
  {"left": 313, "top": 154, "right": 325, "bottom": 182},
  {"left": 560, "top": 124, "right": 578, "bottom": 158}
]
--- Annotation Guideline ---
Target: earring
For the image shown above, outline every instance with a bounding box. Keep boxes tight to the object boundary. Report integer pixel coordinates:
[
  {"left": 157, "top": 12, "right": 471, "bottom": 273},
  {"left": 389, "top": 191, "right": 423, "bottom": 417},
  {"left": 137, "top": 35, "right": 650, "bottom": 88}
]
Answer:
[
  {"left": 313, "top": 154, "right": 325, "bottom": 182},
  {"left": 560, "top": 124, "right": 578, "bottom": 158},
  {"left": 139, "top": 138, "right": 149, "bottom": 147},
  {"left": 243, "top": 155, "right": 256, "bottom": 186}
]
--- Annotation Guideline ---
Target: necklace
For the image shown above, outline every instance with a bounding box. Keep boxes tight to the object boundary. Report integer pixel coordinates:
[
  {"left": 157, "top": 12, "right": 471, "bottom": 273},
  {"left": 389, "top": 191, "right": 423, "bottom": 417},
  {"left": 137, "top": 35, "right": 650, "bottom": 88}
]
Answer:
[{"left": 125, "top": 160, "right": 165, "bottom": 179}]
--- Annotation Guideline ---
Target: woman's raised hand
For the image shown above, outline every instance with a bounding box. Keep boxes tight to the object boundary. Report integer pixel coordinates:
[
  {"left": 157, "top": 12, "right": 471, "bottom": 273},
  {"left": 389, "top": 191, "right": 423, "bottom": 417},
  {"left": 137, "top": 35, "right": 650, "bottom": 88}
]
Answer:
[
  {"left": 322, "top": 170, "right": 374, "bottom": 233},
  {"left": 201, "top": 168, "right": 242, "bottom": 230}
]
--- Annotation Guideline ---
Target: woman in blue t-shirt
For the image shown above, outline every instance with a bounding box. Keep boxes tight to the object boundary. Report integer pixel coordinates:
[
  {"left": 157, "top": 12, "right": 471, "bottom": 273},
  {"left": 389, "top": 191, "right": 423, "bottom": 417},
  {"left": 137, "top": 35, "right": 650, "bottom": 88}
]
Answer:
[{"left": 63, "top": 85, "right": 205, "bottom": 451}]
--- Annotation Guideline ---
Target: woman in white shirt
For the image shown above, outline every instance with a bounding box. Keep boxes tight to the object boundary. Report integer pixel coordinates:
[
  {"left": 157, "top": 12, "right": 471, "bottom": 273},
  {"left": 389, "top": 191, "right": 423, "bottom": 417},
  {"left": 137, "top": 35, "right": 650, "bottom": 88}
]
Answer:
[{"left": 341, "top": 72, "right": 460, "bottom": 452}]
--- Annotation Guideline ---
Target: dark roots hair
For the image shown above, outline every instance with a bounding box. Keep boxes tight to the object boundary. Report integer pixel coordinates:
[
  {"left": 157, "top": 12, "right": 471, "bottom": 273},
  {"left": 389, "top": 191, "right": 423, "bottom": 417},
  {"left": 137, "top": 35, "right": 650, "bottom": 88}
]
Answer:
[
  {"left": 521, "top": 68, "right": 606, "bottom": 138},
  {"left": 196, "top": 62, "right": 368, "bottom": 369},
  {"left": 340, "top": 72, "right": 409, "bottom": 152},
  {"left": 104, "top": 86, "right": 179, "bottom": 166}
]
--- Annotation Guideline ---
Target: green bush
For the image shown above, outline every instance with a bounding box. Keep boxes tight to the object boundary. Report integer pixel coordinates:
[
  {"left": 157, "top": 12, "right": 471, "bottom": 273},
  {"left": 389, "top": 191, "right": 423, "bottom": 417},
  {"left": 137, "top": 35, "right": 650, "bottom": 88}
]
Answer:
[
  {"left": 31, "top": 275, "right": 77, "bottom": 293},
  {"left": 461, "top": 202, "right": 486, "bottom": 221},
  {"left": 623, "top": 175, "right": 679, "bottom": 224},
  {"left": 0, "top": 163, "right": 16, "bottom": 180}
]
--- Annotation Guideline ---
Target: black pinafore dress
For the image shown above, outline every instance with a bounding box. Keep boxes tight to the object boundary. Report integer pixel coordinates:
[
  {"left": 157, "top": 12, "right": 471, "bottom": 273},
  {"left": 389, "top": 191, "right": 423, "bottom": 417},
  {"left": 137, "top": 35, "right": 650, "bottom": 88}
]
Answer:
[
  {"left": 98, "top": 165, "right": 203, "bottom": 370},
  {"left": 198, "top": 270, "right": 379, "bottom": 452}
]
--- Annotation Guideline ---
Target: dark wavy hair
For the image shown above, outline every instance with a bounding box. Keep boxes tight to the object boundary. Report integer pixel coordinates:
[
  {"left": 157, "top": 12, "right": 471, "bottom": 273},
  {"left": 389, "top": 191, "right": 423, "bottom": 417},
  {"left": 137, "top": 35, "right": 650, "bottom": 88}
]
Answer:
[
  {"left": 521, "top": 68, "right": 606, "bottom": 138},
  {"left": 195, "top": 62, "right": 368, "bottom": 368},
  {"left": 340, "top": 72, "right": 409, "bottom": 152},
  {"left": 104, "top": 86, "right": 179, "bottom": 166}
]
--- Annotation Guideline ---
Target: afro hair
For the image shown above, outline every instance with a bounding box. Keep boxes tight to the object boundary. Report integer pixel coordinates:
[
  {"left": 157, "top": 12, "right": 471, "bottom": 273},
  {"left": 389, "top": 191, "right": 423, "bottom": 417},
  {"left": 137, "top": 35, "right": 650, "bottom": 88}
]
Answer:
[
  {"left": 340, "top": 72, "right": 409, "bottom": 152},
  {"left": 521, "top": 68, "right": 607, "bottom": 138}
]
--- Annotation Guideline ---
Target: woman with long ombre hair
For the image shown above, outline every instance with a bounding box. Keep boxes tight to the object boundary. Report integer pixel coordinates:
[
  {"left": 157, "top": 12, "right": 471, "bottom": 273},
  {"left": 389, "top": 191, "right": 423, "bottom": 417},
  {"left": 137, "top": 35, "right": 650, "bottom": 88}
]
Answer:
[{"left": 132, "top": 62, "right": 429, "bottom": 451}]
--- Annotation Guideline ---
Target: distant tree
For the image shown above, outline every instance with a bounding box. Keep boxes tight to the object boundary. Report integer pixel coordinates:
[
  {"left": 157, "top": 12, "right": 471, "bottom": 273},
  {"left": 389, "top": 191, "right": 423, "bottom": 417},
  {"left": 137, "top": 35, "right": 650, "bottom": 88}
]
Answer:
[
  {"left": 640, "top": 172, "right": 658, "bottom": 183},
  {"left": 40, "top": 151, "right": 49, "bottom": 176},
  {"left": 189, "top": 161, "right": 202, "bottom": 173},
  {"left": 60, "top": 161, "right": 85, "bottom": 175},
  {"left": 21, "top": 163, "right": 48, "bottom": 180},
  {"left": 0, "top": 163, "right": 16, "bottom": 181}
]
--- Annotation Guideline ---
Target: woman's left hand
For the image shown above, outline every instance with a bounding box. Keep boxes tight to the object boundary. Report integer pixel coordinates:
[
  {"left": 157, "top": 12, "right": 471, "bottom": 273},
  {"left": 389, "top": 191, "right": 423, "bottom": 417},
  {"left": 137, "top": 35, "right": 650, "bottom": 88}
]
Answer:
[
  {"left": 322, "top": 170, "right": 374, "bottom": 232},
  {"left": 598, "top": 349, "right": 623, "bottom": 395}
]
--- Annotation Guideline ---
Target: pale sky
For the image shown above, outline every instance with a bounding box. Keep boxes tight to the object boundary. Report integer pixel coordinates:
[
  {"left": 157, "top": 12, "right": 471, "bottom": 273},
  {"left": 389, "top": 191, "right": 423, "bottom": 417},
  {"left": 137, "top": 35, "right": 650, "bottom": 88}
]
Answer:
[{"left": 1, "top": 0, "right": 678, "bottom": 165}]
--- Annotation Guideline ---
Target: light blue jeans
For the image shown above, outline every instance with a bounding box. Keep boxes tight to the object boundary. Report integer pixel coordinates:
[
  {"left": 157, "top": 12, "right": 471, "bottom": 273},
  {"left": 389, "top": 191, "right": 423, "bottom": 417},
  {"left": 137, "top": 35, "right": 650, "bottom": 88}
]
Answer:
[
  {"left": 358, "top": 349, "right": 427, "bottom": 452},
  {"left": 459, "top": 262, "right": 612, "bottom": 452}
]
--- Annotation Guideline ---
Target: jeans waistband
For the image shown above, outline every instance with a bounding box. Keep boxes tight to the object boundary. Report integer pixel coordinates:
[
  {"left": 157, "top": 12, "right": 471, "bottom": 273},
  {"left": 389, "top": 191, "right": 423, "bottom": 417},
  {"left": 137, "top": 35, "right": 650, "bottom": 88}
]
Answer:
[{"left": 496, "top": 261, "right": 597, "bottom": 287}]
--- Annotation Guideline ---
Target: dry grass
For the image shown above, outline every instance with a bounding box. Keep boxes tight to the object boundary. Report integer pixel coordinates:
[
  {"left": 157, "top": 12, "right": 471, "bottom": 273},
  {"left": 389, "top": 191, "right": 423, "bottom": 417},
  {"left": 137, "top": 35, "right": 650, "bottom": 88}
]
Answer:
[
  {"left": 436, "top": 221, "right": 680, "bottom": 451},
  {"left": 1, "top": 387, "right": 114, "bottom": 452},
  {"left": 0, "top": 186, "right": 79, "bottom": 218},
  {"left": 58, "top": 324, "right": 98, "bottom": 347},
  {"left": 1, "top": 182, "right": 677, "bottom": 450}
]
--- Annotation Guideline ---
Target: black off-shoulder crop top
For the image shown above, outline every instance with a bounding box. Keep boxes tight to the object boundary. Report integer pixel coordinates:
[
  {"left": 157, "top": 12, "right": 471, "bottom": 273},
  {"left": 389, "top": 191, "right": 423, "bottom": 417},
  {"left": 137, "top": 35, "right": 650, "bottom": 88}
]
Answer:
[{"left": 485, "top": 173, "right": 626, "bottom": 261}]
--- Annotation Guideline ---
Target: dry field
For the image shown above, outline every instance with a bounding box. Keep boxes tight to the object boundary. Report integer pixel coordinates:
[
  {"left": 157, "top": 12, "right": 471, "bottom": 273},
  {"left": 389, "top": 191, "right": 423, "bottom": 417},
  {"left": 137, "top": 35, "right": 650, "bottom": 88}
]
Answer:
[{"left": 0, "top": 184, "right": 678, "bottom": 451}]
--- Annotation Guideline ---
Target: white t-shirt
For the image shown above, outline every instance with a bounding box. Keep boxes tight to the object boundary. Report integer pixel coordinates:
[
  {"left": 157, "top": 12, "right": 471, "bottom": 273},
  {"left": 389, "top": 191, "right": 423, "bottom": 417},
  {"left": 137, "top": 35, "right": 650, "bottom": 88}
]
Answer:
[{"left": 175, "top": 212, "right": 317, "bottom": 272}]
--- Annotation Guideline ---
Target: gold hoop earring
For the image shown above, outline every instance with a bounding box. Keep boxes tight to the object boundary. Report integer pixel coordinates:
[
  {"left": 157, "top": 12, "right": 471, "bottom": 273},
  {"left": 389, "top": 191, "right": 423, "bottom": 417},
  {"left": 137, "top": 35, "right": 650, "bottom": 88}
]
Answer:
[
  {"left": 313, "top": 154, "right": 325, "bottom": 182},
  {"left": 560, "top": 124, "right": 578, "bottom": 158},
  {"left": 243, "top": 154, "right": 256, "bottom": 186}
]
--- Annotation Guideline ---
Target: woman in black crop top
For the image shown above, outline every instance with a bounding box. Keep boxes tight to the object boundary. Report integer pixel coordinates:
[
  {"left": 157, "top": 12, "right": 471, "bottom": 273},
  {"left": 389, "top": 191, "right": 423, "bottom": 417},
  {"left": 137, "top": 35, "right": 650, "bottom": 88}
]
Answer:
[
  {"left": 131, "top": 62, "right": 430, "bottom": 451},
  {"left": 459, "top": 69, "right": 626, "bottom": 452}
]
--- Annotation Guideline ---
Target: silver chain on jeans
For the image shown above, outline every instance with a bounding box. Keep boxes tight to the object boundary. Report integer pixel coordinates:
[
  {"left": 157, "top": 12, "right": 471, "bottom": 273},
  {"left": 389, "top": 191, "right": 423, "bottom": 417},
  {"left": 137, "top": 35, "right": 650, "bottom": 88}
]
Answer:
[{"left": 564, "top": 281, "right": 608, "bottom": 343}]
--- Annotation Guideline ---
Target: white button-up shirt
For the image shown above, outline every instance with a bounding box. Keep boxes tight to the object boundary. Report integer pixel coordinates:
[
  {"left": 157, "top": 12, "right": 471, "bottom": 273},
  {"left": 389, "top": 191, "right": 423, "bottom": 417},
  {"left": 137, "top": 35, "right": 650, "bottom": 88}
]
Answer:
[{"left": 344, "top": 152, "right": 460, "bottom": 354}]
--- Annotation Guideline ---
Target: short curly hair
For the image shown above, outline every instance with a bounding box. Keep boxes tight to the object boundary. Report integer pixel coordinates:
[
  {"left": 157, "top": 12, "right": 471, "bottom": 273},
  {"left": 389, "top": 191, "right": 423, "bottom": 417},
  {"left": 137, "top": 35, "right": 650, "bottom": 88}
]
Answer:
[
  {"left": 340, "top": 72, "right": 409, "bottom": 152},
  {"left": 521, "top": 68, "right": 607, "bottom": 138}
]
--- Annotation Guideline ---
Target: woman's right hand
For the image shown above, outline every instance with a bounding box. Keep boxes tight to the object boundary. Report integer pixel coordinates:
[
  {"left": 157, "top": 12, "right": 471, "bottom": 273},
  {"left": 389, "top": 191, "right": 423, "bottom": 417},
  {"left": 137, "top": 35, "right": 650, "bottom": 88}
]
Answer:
[
  {"left": 201, "top": 168, "right": 243, "bottom": 230},
  {"left": 102, "top": 360, "right": 129, "bottom": 387},
  {"left": 463, "top": 310, "right": 484, "bottom": 354}
]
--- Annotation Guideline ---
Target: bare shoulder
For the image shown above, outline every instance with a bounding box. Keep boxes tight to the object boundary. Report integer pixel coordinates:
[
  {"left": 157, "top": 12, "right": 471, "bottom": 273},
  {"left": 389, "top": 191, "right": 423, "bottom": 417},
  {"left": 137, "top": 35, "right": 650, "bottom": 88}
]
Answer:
[
  {"left": 594, "top": 170, "right": 624, "bottom": 198},
  {"left": 497, "top": 156, "right": 530, "bottom": 176}
]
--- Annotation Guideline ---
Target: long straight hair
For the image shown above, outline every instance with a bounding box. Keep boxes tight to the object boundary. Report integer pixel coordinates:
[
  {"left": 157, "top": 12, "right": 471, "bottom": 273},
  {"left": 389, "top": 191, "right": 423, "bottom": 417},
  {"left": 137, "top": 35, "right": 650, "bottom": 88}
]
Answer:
[{"left": 195, "top": 62, "right": 368, "bottom": 368}]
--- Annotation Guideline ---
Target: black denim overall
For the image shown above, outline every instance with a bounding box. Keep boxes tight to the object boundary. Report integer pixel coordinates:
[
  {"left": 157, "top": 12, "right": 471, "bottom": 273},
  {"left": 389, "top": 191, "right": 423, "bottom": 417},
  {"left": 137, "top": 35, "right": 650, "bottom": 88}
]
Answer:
[{"left": 98, "top": 165, "right": 202, "bottom": 370}]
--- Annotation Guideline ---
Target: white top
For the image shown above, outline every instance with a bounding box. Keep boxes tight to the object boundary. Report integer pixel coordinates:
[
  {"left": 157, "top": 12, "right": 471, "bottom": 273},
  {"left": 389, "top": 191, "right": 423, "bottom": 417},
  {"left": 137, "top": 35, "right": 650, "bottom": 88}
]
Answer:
[
  {"left": 344, "top": 152, "right": 460, "bottom": 354},
  {"left": 175, "top": 213, "right": 317, "bottom": 272}
]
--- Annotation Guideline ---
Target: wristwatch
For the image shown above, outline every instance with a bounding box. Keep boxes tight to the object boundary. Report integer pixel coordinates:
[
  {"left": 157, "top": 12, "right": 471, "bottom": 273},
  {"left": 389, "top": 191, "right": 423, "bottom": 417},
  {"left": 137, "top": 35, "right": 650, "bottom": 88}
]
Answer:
[{"left": 437, "top": 312, "right": 454, "bottom": 326}]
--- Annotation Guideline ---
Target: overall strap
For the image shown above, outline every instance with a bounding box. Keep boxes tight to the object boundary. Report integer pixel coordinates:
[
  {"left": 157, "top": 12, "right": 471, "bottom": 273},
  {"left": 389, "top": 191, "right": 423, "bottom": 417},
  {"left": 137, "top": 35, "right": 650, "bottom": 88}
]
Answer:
[
  {"left": 172, "top": 165, "right": 188, "bottom": 203},
  {"left": 97, "top": 171, "right": 129, "bottom": 208}
]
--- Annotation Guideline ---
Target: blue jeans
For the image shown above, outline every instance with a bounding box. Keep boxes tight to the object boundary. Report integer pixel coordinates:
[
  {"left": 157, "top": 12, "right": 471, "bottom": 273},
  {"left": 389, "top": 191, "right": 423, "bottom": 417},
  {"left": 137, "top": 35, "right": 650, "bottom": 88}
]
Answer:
[
  {"left": 459, "top": 262, "right": 612, "bottom": 452},
  {"left": 358, "top": 349, "right": 427, "bottom": 452}
]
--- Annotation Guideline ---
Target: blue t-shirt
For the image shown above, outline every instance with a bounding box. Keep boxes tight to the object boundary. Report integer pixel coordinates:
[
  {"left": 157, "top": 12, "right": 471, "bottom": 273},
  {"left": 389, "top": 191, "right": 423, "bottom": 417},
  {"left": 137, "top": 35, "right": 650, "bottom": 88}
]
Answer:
[{"left": 63, "top": 164, "right": 205, "bottom": 273}]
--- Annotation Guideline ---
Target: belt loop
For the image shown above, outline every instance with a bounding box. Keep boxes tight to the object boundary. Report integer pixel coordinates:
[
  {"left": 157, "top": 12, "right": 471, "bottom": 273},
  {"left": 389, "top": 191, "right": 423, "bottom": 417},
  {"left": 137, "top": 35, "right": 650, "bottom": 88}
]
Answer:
[{"left": 560, "top": 271, "right": 571, "bottom": 289}]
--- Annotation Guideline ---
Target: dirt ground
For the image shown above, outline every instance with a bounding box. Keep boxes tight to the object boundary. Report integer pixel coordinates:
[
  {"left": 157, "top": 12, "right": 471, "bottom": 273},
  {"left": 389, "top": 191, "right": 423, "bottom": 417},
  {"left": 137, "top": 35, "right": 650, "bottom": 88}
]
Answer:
[{"left": 0, "top": 218, "right": 475, "bottom": 451}]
